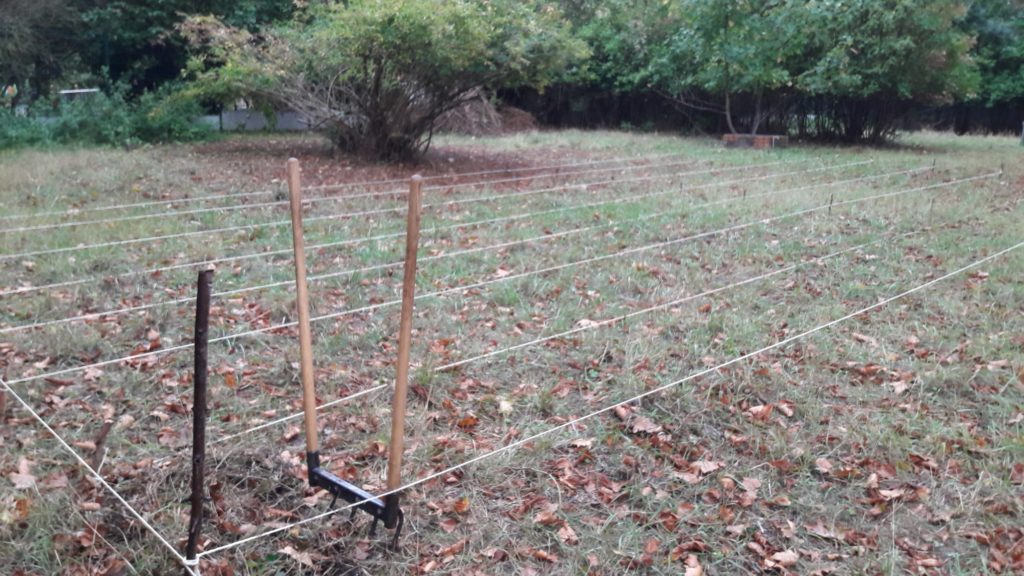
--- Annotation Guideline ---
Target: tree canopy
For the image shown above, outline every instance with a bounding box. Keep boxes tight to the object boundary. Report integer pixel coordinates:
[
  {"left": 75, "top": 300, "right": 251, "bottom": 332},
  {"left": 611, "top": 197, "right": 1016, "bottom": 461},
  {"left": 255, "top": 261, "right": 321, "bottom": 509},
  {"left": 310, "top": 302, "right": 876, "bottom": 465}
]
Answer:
[
  {"left": 183, "top": 0, "right": 587, "bottom": 159},
  {"left": 3, "top": 0, "right": 1022, "bottom": 147}
]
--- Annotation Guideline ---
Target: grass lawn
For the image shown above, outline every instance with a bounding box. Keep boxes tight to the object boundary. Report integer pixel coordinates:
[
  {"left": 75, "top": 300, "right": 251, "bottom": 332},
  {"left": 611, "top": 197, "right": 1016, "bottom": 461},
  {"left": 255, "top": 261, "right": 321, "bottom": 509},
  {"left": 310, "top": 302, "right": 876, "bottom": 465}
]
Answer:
[{"left": 0, "top": 130, "right": 1021, "bottom": 575}]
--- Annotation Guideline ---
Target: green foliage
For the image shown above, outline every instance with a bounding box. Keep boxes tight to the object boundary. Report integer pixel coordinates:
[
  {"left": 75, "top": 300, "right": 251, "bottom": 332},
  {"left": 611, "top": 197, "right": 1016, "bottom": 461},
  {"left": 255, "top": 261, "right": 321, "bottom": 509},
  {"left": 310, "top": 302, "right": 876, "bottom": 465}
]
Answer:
[
  {"left": 561, "top": 0, "right": 673, "bottom": 91},
  {"left": 0, "top": 86, "right": 211, "bottom": 149},
  {"left": 130, "top": 85, "right": 213, "bottom": 143},
  {"left": 795, "top": 0, "right": 977, "bottom": 102},
  {"left": 966, "top": 0, "right": 1024, "bottom": 106},
  {"left": 634, "top": 0, "right": 978, "bottom": 139},
  {"left": 653, "top": 1, "right": 798, "bottom": 97},
  {"left": 184, "top": 0, "right": 587, "bottom": 159},
  {"left": 48, "top": 88, "right": 136, "bottom": 146},
  {"left": 0, "top": 109, "right": 52, "bottom": 149}
]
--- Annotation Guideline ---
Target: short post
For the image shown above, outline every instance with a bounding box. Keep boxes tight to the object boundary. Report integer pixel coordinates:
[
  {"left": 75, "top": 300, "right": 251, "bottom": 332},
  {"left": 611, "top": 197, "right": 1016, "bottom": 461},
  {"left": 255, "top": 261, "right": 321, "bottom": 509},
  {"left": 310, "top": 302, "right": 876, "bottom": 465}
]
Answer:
[
  {"left": 384, "top": 176, "right": 423, "bottom": 533},
  {"left": 186, "top": 269, "right": 214, "bottom": 566}
]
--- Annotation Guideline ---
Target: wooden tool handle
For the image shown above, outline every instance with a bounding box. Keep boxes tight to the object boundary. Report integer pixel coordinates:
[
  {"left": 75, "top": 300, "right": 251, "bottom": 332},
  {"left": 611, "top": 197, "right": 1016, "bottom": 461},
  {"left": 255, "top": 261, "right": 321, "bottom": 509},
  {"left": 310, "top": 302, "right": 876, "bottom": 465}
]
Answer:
[
  {"left": 386, "top": 175, "right": 423, "bottom": 492},
  {"left": 287, "top": 158, "right": 319, "bottom": 455}
]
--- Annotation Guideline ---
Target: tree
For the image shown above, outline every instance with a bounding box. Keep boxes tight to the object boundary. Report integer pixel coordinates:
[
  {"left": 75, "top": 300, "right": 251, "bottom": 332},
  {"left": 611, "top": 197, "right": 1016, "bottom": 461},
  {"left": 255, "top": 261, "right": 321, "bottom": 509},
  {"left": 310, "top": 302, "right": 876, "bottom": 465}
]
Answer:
[
  {"left": 647, "top": 0, "right": 802, "bottom": 135},
  {"left": 794, "top": 0, "right": 978, "bottom": 141},
  {"left": 966, "top": 0, "right": 1024, "bottom": 107},
  {"left": 0, "top": 0, "right": 78, "bottom": 102},
  {"left": 75, "top": 0, "right": 296, "bottom": 91},
  {"left": 183, "top": 0, "right": 586, "bottom": 159}
]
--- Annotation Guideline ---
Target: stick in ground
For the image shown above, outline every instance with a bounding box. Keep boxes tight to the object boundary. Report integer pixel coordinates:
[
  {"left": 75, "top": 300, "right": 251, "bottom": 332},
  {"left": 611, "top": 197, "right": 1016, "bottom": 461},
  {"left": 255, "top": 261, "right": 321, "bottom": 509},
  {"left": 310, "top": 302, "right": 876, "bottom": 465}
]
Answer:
[{"left": 186, "top": 268, "right": 214, "bottom": 563}]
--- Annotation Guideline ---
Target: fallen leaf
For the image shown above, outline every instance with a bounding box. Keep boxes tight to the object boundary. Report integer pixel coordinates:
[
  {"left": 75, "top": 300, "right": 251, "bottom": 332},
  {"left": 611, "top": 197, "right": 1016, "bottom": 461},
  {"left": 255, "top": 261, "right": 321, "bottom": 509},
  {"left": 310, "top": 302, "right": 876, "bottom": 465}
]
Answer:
[
  {"left": 768, "top": 549, "right": 799, "bottom": 567},
  {"left": 1010, "top": 463, "right": 1024, "bottom": 485},
  {"left": 691, "top": 460, "right": 724, "bottom": 475},
  {"left": 439, "top": 517, "right": 458, "bottom": 533},
  {"left": 570, "top": 438, "right": 594, "bottom": 449},
  {"left": 453, "top": 497, "right": 471, "bottom": 514},
  {"left": 631, "top": 416, "right": 663, "bottom": 435},
  {"left": 815, "top": 458, "right": 833, "bottom": 475},
  {"left": 8, "top": 458, "right": 36, "bottom": 489},
  {"left": 278, "top": 545, "right": 314, "bottom": 567},
  {"left": 557, "top": 523, "right": 578, "bottom": 545},
  {"left": 533, "top": 510, "right": 561, "bottom": 527},
  {"left": 532, "top": 549, "right": 558, "bottom": 563},
  {"left": 909, "top": 453, "right": 939, "bottom": 472},
  {"left": 437, "top": 539, "right": 468, "bottom": 558},
  {"left": 282, "top": 426, "right": 301, "bottom": 442},
  {"left": 683, "top": 554, "right": 704, "bottom": 576},
  {"left": 852, "top": 332, "right": 878, "bottom": 348}
]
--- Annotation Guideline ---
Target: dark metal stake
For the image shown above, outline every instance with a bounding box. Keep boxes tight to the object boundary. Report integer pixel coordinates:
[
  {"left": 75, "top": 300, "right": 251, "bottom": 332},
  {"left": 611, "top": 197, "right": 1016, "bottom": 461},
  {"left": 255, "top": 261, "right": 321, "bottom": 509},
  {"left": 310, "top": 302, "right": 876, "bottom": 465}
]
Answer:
[{"left": 186, "top": 269, "right": 214, "bottom": 565}]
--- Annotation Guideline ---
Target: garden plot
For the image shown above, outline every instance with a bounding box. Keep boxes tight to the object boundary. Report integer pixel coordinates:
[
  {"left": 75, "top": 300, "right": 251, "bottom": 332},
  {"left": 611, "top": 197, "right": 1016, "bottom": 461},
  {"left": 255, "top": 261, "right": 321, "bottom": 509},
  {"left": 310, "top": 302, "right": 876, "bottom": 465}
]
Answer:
[{"left": 1, "top": 131, "right": 1021, "bottom": 574}]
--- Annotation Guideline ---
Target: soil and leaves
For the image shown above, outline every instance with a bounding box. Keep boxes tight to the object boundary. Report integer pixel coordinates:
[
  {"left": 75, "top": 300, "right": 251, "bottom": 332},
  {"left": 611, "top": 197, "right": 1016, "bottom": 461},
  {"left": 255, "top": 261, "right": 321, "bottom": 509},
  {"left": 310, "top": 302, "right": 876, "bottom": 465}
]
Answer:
[{"left": 0, "top": 130, "right": 1021, "bottom": 574}]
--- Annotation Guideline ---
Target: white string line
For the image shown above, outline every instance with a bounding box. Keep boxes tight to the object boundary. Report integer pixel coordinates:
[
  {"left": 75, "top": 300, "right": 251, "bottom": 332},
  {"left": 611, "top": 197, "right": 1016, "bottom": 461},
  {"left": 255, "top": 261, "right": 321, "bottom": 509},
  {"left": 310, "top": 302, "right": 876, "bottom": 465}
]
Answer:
[
  {"left": 211, "top": 230, "right": 917, "bottom": 447},
  {"left": 196, "top": 234, "right": 1024, "bottom": 559},
  {"left": 4, "top": 170, "right": 988, "bottom": 387},
  {"left": 0, "top": 156, "right": 711, "bottom": 235},
  {"left": 305, "top": 149, "right": 703, "bottom": 190},
  {"left": 208, "top": 167, "right": 980, "bottom": 441},
  {"left": 0, "top": 376, "right": 187, "bottom": 565},
  {"left": 0, "top": 159, "right": 862, "bottom": 296},
  {"left": 1, "top": 163, "right": 909, "bottom": 335},
  {"left": 0, "top": 159, "right": 795, "bottom": 262},
  {"left": 0, "top": 150, "right": 702, "bottom": 223}
]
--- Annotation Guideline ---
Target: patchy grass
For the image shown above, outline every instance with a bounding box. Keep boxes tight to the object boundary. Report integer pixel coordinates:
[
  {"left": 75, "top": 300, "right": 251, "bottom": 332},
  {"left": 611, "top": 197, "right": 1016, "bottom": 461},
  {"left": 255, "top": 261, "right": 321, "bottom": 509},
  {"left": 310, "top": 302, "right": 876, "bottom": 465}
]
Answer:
[{"left": 0, "top": 130, "right": 1022, "bottom": 575}]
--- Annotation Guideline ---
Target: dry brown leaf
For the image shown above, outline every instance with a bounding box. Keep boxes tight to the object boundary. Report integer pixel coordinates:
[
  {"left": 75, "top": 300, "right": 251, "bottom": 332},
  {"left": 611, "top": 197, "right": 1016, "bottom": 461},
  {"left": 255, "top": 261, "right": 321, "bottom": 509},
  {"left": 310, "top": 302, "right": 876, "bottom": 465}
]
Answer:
[
  {"left": 768, "top": 549, "right": 799, "bottom": 567},
  {"left": 282, "top": 426, "right": 301, "bottom": 442},
  {"left": 683, "top": 554, "right": 704, "bottom": 576},
  {"left": 278, "top": 546, "right": 314, "bottom": 567},
  {"left": 1009, "top": 463, "right": 1023, "bottom": 485},
  {"left": 815, "top": 458, "right": 833, "bottom": 475},
  {"left": 631, "top": 416, "right": 663, "bottom": 435},
  {"left": 532, "top": 549, "right": 558, "bottom": 563},
  {"left": 439, "top": 517, "right": 458, "bottom": 533},
  {"left": 557, "top": 523, "right": 578, "bottom": 545},
  {"left": 8, "top": 457, "right": 35, "bottom": 489},
  {"left": 852, "top": 332, "right": 878, "bottom": 348},
  {"left": 613, "top": 405, "right": 631, "bottom": 422},
  {"left": 456, "top": 415, "right": 479, "bottom": 430},
  {"left": 437, "top": 538, "right": 468, "bottom": 558},
  {"left": 691, "top": 460, "right": 724, "bottom": 475},
  {"left": 453, "top": 497, "right": 471, "bottom": 514},
  {"left": 570, "top": 438, "right": 594, "bottom": 449},
  {"left": 533, "top": 510, "right": 561, "bottom": 527}
]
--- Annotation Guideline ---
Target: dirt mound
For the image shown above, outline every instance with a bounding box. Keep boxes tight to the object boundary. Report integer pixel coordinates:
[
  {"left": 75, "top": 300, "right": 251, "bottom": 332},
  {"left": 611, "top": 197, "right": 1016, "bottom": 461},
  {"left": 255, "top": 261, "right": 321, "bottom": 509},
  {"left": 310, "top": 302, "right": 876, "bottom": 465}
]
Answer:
[
  {"left": 435, "top": 90, "right": 502, "bottom": 136},
  {"left": 436, "top": 90, "right": 539, "bottom": 136},
  {"left": 499, "top": 105, "right": 538, "bottom": 133}
]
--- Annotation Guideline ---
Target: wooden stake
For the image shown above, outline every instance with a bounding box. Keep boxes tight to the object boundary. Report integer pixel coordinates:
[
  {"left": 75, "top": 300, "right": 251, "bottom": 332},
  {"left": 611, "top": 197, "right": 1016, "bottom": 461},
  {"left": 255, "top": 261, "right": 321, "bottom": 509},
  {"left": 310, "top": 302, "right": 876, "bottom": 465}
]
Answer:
[
  {"left": 384, "top": 175, "right": 423, "bottom": 527},
  {"left": 186, "top": 268, "right": 214, "bottom": 563},
  {"left": 286, "top": 158, "right": 320, "bottom": 459}
]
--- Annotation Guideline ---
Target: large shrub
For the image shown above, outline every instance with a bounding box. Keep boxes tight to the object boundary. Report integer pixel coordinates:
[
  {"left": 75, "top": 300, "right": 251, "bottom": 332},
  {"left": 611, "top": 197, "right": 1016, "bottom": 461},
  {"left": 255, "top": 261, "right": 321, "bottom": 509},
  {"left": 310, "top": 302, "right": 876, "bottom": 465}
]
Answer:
[{"left": 182, "top": 0, "right": 587, "bottom": 160}]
